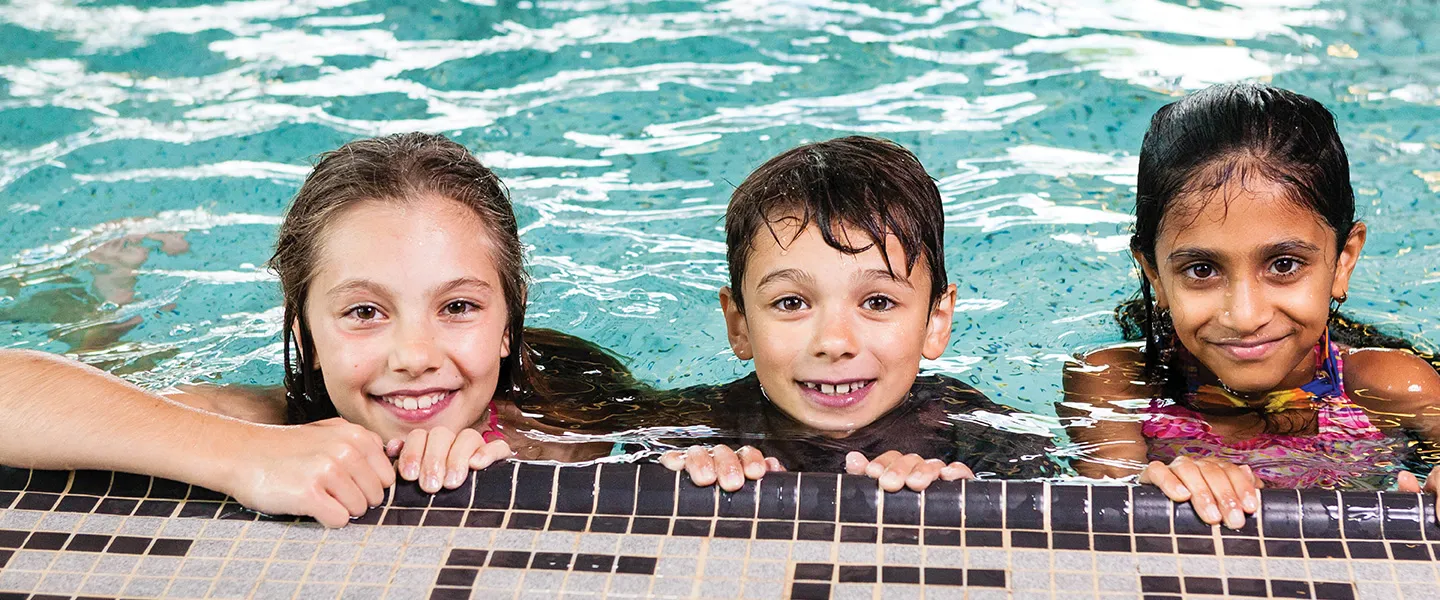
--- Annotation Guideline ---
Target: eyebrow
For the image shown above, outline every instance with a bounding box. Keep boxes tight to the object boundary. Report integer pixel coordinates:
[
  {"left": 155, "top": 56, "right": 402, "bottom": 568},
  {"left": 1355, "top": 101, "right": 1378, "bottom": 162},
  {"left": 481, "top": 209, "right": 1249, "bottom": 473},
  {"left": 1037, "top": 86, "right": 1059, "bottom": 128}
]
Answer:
[
  {"left": 754, "top": 268, "right": 815, "bottom": 292},
  {"left": 1167, "top": 239, "right": 1324, "bottom": 264},
  {"left": 854, "top": 267, "right": 913, "bottom": 289},
  {"left": 325, "top": 277, "right": 494, "bottom": 300}
]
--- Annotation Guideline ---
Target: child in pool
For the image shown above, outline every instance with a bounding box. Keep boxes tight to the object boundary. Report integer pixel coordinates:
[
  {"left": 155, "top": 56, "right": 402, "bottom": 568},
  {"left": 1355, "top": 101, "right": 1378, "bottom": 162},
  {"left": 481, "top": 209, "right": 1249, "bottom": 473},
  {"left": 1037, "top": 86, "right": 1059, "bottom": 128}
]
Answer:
[
  {"left": 657, "top": 136, "right": 1055, "bottom": 492},
  {"left": 1062, "top": 84, "right": 1440, "bottom": 529},
  {"left": 0, "top": 133, "right": 615, "bottom": 526}
]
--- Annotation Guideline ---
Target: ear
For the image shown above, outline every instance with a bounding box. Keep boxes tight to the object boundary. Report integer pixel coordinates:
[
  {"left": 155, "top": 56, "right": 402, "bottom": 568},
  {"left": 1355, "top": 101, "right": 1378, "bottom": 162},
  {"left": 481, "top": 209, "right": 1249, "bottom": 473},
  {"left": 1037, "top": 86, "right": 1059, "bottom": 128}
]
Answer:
[
  {"left": 499, "top": 326, "right": 512, "bottom": 359},
  {"left": 922, "top": 283, "right": 957, "bottom": 360},
  {"left": 1132, "top": 249, "right": 1167, "bottom": 309},
  {"left": 1332, "top": 221, "right": 1367, "bottom": 301},
  {"left": 719, "top": 286, "right": 752, "bottom": 361}
]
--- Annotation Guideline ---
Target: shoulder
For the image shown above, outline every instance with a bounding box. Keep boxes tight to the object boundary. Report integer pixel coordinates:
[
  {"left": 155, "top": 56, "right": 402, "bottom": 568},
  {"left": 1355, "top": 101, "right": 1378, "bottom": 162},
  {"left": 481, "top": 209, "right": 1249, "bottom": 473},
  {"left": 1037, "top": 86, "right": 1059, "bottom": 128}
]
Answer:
[
  {"left": 1343, "top": 347, "right": 1440, "bottom": 411},
  {"left": 1062, "top": 345, "right": 1152, "bottom": 406}
]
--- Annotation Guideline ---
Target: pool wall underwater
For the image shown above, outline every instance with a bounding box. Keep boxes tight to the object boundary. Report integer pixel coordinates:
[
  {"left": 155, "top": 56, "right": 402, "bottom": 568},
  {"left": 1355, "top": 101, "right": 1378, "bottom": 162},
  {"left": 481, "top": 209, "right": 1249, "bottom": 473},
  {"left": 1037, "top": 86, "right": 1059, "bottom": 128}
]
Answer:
[{"left": 0, "top": 463, "right": 1435, "bottom": 599}]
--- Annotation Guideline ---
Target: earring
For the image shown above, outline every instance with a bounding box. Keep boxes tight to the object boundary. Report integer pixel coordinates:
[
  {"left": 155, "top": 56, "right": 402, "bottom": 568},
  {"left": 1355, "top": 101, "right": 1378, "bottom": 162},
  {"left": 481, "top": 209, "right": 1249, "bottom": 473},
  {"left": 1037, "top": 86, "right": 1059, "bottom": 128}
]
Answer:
[{"left": 1330, "top": 293, "right": 1348, "bottom": 315}]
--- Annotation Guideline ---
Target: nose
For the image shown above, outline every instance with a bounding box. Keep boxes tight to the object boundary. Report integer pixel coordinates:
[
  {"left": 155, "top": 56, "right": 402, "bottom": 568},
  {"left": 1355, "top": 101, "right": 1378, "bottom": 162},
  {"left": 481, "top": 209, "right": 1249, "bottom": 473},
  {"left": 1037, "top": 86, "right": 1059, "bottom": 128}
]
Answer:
[
  {"left": 1217, "top": 275, "right": 1271, "bottom": 335},
  {"left": 810, "top": 306, "right": 859, "bottom": 360},
  {"left": 388, "top": 317, "right": 441, "bottom": 377}
]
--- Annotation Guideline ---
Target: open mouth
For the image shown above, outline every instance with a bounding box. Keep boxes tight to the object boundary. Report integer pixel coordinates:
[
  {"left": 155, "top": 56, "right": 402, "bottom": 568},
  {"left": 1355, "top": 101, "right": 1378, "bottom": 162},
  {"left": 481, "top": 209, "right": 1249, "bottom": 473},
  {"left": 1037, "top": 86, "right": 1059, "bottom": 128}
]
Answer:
[
  {"left": 796, "top": 379, "right": 876, "bottom": 408},
  {"left": 371, "top": 389, "right": 456, "bottom": 423}
]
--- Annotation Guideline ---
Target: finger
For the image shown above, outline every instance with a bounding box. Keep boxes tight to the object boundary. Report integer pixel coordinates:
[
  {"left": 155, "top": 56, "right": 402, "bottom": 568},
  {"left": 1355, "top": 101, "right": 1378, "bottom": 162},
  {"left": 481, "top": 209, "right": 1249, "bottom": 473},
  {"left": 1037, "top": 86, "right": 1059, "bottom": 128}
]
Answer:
[
  {"left": 735, "top": 446, "right": 767, "bottom": 480},
  {"left": 308, "top": 493, "right": 352, "bottom": 529},
  {"left": 879, "top": 454, "right": 924, "bottom": 493},
  {"left": 659, "top": 450, "right": 687, "bottom": 472},
  {"left": 904, "top": 459, "right": 946, "bottom": 492},
  {"left": 1424, "top": 467, "right": 1440, "bottom": 496},
  {"left": 420, "top": 427, "right": 457, "bottom": 494},
  {"left": 685, "top": 446, "right": 718, "bottom": 488},
  {"left": 469, "top": 440, "right": 512, "bottom": 471},
  {"left": 712, "top": 445, "right": 745, "bottom": 492},
  {"left": 1231, "top": 465, "right": 1260, "bottom": 513},
  {"left": 764, "top": 457, "right": 786, "bottom": 472},
  {"left": 940, "top": 462, "right": 974, "bottom": 481},
  {"left": 364, "top": 435, "right": 397, "bottom": 489},
  {"left": 1168, "top": 460, "right": 1221, "bottom": 525},
  {"left": 1191, "top": 461, "right": 1241, "bottom": 529},
  {"left": 865, "top": 450, "right": 903, "bottom": 479},
  {"left": 398, "top": 429, "right": 427, "bottom": 482},
  {"left": 445, "top": 429, "right": 485, "bottom": 489},
  {"left": 1139, "top": 461, "right": 1191, "bottom": 503},
  {"left": 341, "top": 445, "right": 387, "bottom": 508},
  {"left": 385, "top": 439, "right": 404, "bottom": 459},
  {"left": 324, "top": 477, "right": 370, "bottom": 518},
  {"left": 1397, "top": 470, "right": 1421, "bottom": 494},
  {"left": 845, "top": 452, "right": 869, "bottom": 476}
]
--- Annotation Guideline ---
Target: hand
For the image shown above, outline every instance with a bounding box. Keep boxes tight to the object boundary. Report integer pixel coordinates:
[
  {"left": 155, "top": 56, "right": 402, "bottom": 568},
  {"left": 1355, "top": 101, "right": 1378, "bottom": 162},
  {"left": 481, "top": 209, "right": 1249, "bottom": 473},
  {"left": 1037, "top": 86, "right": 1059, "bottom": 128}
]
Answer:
[
  {"left": 223, "top": 418, "right": 396, "bottom": 528},
  {"left": 1139, "top": 456, "right": 1262, "bottom": 530},
  {"left": 388, "top": 426, "right": 512, "bottom": 494},
  {"left": 846, "top": 451, "right": 973, "bottom": 492},
  {"left": 659, "top": 445, "right": 784, "bottom": 492},
  {"left": 1395, "top": 467, "right": 1440, "bottom": 521}
]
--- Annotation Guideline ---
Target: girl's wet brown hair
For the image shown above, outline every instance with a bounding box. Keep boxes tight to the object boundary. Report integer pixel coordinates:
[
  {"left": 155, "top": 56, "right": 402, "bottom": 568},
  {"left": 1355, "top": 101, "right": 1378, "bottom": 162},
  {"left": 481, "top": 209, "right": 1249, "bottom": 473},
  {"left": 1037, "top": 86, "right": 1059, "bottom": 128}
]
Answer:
[{"left": 271, "top": 132, "right": 529, "bottom": 424}]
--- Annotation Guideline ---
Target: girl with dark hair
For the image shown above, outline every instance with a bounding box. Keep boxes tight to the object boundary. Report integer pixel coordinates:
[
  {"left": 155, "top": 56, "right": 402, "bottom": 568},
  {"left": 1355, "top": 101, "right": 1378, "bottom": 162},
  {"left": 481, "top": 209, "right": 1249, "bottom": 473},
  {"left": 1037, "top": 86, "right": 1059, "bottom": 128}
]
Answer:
[
  {"left": 0, "top": 133, "right": 615, "bottom": 526},
  {"left": 1063, "top": 84, "right": 1440, "bottom": 530}
]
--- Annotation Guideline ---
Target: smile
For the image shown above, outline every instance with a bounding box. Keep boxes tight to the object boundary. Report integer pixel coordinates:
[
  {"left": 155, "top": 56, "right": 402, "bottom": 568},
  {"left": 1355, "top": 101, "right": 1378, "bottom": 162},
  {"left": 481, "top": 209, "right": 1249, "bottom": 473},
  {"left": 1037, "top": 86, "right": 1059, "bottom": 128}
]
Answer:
[
  {"left": 796, "top": 379, "right": 875, "bottom": 408},
  {"left": 1213, "top": 335, "right": 1288, "bottom": 361},
  {"left": 370, "top": 389, "right": 456, "bottom": 422}
]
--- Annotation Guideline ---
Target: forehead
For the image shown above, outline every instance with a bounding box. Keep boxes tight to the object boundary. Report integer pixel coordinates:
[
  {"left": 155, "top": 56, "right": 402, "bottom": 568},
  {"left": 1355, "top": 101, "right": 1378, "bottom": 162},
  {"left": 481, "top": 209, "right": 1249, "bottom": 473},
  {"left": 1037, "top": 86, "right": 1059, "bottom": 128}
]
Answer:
[
  {"left": 744, "top": 216, "right": 926, "bottom": 284},
  {"left": 313, "top": 195, "right": 499, "bottom": 281},
  {"left": 1158, "top": 178, "right": 1334, "bottom": 251}
]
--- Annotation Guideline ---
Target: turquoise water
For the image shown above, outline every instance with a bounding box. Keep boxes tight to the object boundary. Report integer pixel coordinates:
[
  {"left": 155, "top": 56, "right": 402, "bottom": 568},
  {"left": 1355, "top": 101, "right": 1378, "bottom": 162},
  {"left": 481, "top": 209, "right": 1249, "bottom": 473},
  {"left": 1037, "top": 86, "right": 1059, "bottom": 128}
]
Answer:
[{"left": 2, "top": 0, "right": 1437, "bottom": 458}]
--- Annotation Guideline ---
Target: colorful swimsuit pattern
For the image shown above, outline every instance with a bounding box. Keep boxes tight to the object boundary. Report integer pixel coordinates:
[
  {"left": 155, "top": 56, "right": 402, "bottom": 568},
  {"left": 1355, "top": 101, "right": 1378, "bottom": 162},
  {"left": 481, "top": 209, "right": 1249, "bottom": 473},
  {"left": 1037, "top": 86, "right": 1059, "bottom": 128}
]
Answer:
[{"left": 1142, "top": 332, "right": 1407, "bottom": 489}]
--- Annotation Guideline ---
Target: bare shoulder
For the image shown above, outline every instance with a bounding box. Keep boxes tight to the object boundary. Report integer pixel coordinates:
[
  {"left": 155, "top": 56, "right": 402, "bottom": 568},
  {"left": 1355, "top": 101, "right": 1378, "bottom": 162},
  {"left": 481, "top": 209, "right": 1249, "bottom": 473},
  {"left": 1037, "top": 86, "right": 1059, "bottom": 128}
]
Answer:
[
  {"left": 166, "top": 385, "right": 288, "bottom": 425},
  {"left": 1343, "top": 348, "right": 1440, "bottom": 412},
  {"left": 1063, "top": 345, "right": 1151, "bottom": 406}
]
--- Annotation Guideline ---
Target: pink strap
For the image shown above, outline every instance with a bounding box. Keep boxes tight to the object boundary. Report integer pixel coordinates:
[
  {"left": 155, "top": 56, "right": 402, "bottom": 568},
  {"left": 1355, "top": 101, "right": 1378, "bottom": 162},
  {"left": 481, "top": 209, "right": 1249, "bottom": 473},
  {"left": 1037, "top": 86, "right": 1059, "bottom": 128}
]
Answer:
[{"left": 481, "top": 406, "right": 505, "bottom": 443}]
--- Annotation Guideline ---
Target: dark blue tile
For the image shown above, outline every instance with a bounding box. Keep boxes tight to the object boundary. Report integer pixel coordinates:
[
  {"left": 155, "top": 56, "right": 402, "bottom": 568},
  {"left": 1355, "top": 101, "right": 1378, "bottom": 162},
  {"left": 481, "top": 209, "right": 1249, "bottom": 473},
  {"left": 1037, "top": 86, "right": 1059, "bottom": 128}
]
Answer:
[
  {"left": 149, "top": 478, "right": 190, "bottom": 500},
  {"left": 1010, "top": 530, "right": 1047, "bottom": 548},
  {"left": 109, "top": 473, "right": 150, "bottom": 497},
  {"left": 840, "top": 525, "right": 876, "bottom": 543},
  {"left": 1312, "top": 582, "right": 1355, "bottom": 600},
  {"left": 1347, "top": 540, "right": 1387, "bottom": 559},
  {"left": 595, "top": 463, "right": 637, "bottom": 515},
  {"left": 382, "top": 508, "right": 425, "bottom": 526},
  {"left": 1052, "top": 532, "right": 1089, "bottom": 550},
  {"left": 134, "top": 500, "right": 179, "bottom": 518},
  {"left": 1050, "top": 485, "right": 1089, "bottom": 532},
  {"left": 924, "top": 479, "right": 962, "bottom": 528},
  {"left": 15, "top": 493, "right": 58, "bottom": 511},
  {"left": 967, "top": 570, "right": 1006, "bottom": 588},
  {"left": 635, "top": 464, "right": 676, "bottom": 516},
  {"left": 1222, "top": 537, "right": 1261, "bottom": 557},
  {"left": 0, "top": 530, "right": 30, "bottom": 549},
  {"left": 671, "top": 519, "right": 712, "bottom": 537},
  {"left": 1424, "top": 496, "right": 1440, "bottom": 541},
  {"left": 24, "top": 532, "right": 69, "bottom": 550},
  {"left": 964, "top": 529, "right": 1002, "bottom": 547},
  {"left": 1003, "top": 481, "right": 1042, "bottom": 530},
  {"left": 792, "top": 563, "right": 832, "bottom": 581},
  {"left": 472, "top": 462, "right": 515, "bottom": 510},
  {"left": 838, "top": 475, "right": 878, "bottom": 523},
  {"left": 755, "top": 520, "right": 794, "bottom": 539},
  {"left": 1094, "top": 534, "right": 1132, "bottom": 552},
  {"left": 676, "top": 477, "right": 716, "bottom": 517},
  {"left": 148, "top": 538, "right": 191, "bottom": 557},
  {"left": 882, "top": 489, "right": 920, "bottom": 525},
  {"left": 530, "top": 552, "right": 572, "bottom": 570},
  {"left": 963, "top": 480, "right": 1002, "bottom": 529},
  {"left": 546, "top": 515, "right": 587, "bottom": 532},
  {"left": 504, "top": 512, "right": 547, "bottom": 530},
  {"left": 1390, "top": 542, "right": 1432, "bottom": 561},
  {"left": 925, "top": 528, "right": 962, "bottom": 546},
  {"left": 70, "top": 471, "right": 113, "bottom": 495},
  {"left": 178, "top": 501, "right": 221, "bottom": 519},
  {"left": 796, "top": 473, "right": 837, "bottom": 522},
  {"left": 95, "top": 497, "right": 137, "bottom": 516},
  {"left": 0, "top": 467, "right": 28, "bottom": 491},
  {"left": 839, "top": 565, "right": 876, "bottom": 583},
  {"left": 1227, "top": 577, "right": 1267, "bottom": 597},
  {"left": 756, "top": 472, "right": 798, "bottom": 520},
  {"left": 881, "top": 527, "right": 919, "bottom": 544},
  {"left": 1184, "top": 576, "right": 1223, "bottom": 595},
  {"left": 512, "top": 463, "right": 555, "bottom": 512},
  {"left": 1382, "top": 493, "right": 1423, "bottom": 541},
  {"left": 789, "top": 582, "right": 829, "bottom": 600},
  {"left": 713, "top": 519, "right": 752, "bottom": 538},
  {"left": 488, "top": 550, "right": 530, "bottom": 569},
  {"left": 65, "top": 534, "right": 110, "bottom": 552},
  {"left": 881, "top": 566, "right": 919, "bottom": 583},
  {"left": 107, "top": 536, "right": 151, "bottom": 554},
  {"left": 1172, "top": 502, "right": 1212, "bottom": 536},
  {"left": 924, "top": 567, "right": 964, "bottom": 586},
  {"left": 1264, "top": 539, "right": 1303, "bottom": 558},
  {"left": 1300, "top": 489, "right": 1341, "bottom": 539},
  {"left": 1259, "top": 489, "right": 1301, "bottom": 538},
  {"left": 717, "top": 478, "right": 757, "bottom": 519},
  {"left": 464, "top": 510, "right": 504, "bottom": 528},
  {"left": 27, "top": 470, "right": 68, "bottom": 493},
  {"left": 615, "top": 556, "right": 656, "bottom": 575},
  {"left": 55, "top": 496, "right": 98, "bottom": 513},
  {"left": 1340, "top": 491, "right": 1381, "bottom": 540},
  {"left": 1141, "top": 576, "right": 1181, "bottom": 594},
  {"left": 1091, "top": 485, "right": 1130, "bottom": 533},
  {"left": 1270, "top": 579, "right": 1310, "bottom": 599},
  {"left": 1176, "top": 536, "right": 1215, "bottom": 555},
  {"left": 431, "top": 477, "right": 473, "bottom": 509},
  {"left": 390, "top": 482, "right": 431, "bottom": 508},
  {"left": 436, "top": 567, "right": 477, "bottom": 586},
  {"left": 587, "top": 516, "right": 628, "bottom": 533},
  {"left": 797, "top": 523, "right": 834, "bottom": 541},
  {"left": 554, "top": 465, "right": 598, "bottom": 514},
  {"left": 1134, "top": 535, "right": 1173, "bottom": 553},
  {"left": 1305, "top": 540, "right": 1345, "bottom": 559},
  {"left": 630, "top": 517, "right": 670, "bottom": 535},
  {"left": 1133, "top": 486, "right": 1173, "bottom": 534},
  {"left": 573, "top": 554, "right": 614, "bottom": 572},
  {"left": 423, "top": 510, "right": 464, "bottom": 527}
]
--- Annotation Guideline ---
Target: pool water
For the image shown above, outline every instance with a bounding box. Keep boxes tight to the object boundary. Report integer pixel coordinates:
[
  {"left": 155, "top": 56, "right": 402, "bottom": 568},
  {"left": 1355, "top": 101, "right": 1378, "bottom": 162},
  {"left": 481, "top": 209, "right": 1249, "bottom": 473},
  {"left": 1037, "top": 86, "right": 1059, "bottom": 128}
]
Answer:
[{"left": 2, "top": 0, "right": 1438, "bottom": 472}]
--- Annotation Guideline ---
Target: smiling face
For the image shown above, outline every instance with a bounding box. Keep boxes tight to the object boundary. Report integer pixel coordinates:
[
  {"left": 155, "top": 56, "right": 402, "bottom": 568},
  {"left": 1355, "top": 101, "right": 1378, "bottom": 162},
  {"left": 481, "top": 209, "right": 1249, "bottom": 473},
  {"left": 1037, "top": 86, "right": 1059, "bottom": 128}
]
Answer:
[
  {"left": 303, "top": 195, "right": 511, "bottom": 441},
  {"left": 1140, "top": 178, "right": 1365, "bottom": 394},
  {"left": 720, "top": 216, "right": 957, "bottom": 434}
]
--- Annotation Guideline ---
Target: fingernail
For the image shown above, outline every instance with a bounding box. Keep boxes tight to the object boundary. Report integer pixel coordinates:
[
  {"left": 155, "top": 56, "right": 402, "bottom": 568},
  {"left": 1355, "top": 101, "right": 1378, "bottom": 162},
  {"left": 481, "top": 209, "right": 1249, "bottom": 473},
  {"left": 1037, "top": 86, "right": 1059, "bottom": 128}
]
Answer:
[
  {"left": 424, "top": 475, "right": 440, "bottom": 491},
  {"left": 445, "top": 471, "right": 462, "bottom": 488},
  {"left": 1243, "top": 493, "right": 1259, "bottom": 512},
  {"left": 1226, "top": 509, "right": 1245, "bottom": 530},
  {"left": 1203, "top": 505, "right": 1222, "bottom": 524},
  {"left": 1175, "top": 484, "right": 1189, "bottom": 497}
]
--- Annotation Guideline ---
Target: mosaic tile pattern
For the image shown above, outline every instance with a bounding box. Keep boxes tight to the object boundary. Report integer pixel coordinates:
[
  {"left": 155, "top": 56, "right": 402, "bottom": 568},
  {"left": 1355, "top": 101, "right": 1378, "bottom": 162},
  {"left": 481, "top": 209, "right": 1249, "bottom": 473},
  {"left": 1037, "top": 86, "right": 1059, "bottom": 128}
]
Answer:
[{"left": 1, "top": 463, "right": 1437, "bottom": 598}]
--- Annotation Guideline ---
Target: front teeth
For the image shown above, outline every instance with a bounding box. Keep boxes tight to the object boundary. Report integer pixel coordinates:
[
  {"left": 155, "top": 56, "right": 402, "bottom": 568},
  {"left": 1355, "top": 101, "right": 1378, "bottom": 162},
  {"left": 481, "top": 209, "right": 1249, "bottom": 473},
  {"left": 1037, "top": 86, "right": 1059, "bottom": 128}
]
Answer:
[
  {"left": 381, "top": 391, "right": 447, "bottom": 410},
  {"left": 802, "top": 381, "right": 869, "bottom": 395}
]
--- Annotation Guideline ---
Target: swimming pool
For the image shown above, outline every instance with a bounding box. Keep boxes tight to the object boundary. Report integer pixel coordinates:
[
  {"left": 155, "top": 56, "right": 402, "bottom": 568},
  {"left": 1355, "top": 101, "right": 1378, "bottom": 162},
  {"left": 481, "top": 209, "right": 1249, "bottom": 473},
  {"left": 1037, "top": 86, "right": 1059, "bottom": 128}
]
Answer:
[{"left": 1, "top": 0, "right": 1438, "bottom": 597}]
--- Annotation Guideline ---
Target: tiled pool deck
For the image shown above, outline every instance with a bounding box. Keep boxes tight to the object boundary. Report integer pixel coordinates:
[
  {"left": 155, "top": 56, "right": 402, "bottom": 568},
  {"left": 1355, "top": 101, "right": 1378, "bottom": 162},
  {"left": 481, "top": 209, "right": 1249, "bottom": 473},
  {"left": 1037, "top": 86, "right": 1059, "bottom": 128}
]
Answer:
[{"left": 0, "top": 463, "right": 1435, "bottom": 599}]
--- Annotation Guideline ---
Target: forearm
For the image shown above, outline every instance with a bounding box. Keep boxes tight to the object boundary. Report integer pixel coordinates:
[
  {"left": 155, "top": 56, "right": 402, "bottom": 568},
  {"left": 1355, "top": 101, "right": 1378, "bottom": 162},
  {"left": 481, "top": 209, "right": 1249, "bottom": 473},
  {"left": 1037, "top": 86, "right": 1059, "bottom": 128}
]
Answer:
[{"left": 0, "top": 349, "right": 258, "bottom": 493}]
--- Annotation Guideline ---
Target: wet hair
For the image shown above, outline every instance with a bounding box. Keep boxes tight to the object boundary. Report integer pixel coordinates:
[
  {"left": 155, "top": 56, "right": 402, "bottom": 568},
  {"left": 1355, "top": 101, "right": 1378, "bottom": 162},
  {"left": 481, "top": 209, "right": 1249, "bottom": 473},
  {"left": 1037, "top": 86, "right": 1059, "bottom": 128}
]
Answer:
[
  {"left": 725, "top": 136, "right": 947, "bottom": 311},
  {"left": 1116, "top": 84, "right": 1439, "bottom": 424},
  {"left": 271, "top": 132, "right": 529, "bottom": 424}
]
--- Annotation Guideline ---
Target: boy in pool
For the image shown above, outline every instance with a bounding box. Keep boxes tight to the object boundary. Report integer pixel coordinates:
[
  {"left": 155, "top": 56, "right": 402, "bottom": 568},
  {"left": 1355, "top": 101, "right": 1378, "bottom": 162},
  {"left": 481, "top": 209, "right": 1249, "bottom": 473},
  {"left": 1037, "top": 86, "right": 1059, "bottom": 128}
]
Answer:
[{"left": 659, "top": 136, "right": 1054, "bottom": 491}]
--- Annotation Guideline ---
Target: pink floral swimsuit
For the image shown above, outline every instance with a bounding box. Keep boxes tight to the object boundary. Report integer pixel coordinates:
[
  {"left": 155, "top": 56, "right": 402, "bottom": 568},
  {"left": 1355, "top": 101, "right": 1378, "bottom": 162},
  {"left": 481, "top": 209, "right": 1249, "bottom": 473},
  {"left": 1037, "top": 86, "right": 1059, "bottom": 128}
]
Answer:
[{"left": 1142, "top": 334, "right": 1410, "bottom": 489}]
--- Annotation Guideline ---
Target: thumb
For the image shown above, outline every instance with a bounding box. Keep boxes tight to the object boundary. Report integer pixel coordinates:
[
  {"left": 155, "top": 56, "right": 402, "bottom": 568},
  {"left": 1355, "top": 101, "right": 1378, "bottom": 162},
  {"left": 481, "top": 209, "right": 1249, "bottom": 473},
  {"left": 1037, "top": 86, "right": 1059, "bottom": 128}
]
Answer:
[
  {"left": 1397, "top": 470, "right": 1422, "bottom": 494},
  {"left": 845, "top": 452, "right": 868, "bottom": 475}
]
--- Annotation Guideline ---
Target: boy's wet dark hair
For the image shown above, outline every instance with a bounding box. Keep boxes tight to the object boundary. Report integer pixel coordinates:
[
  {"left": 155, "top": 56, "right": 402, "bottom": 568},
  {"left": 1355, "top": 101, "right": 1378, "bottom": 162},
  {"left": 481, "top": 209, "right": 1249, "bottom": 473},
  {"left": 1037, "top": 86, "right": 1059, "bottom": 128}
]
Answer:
[
  {"left": 1118, "top": 83, "right": 1439, "bottom": 391},
  {"left": 272, "top": 132, "right": 530, "bottom": 424},
  {"left": 725, "top": 136, "right": 947, "bottom": 310}
]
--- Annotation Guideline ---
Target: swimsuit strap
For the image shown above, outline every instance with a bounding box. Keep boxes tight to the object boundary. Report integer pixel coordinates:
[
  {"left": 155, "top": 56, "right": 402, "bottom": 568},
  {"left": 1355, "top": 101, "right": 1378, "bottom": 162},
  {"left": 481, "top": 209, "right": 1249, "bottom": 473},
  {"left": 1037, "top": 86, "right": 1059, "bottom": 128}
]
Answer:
[
  {"left": 481, "top": 405, "right": 505, "bottom": 443},
  {"left": 1183, "top": 330, "right": 1342, "bottom": 414}
]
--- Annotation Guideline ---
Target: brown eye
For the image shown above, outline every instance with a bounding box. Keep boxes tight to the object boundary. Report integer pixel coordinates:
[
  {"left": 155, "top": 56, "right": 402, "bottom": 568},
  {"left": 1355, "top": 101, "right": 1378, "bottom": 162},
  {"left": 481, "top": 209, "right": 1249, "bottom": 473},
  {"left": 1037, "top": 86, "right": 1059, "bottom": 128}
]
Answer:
[
  {"left": 349, "top": 306, "right": 378, "bottom": 320},
  {"left": 864, "top": 296, "right": 896, "bottom": 311},
  {"left": 1272, "top": 258, "right": 1301, "bottom": 276},
  {"left": 774, "top": 296, "right": 806, "bottom": 311},
  {"left": 1186, "top": 264, "right": 1215, "bottom": 280},
  {"left": 444, "top": 301, "right": 476, "bottom": 315}
]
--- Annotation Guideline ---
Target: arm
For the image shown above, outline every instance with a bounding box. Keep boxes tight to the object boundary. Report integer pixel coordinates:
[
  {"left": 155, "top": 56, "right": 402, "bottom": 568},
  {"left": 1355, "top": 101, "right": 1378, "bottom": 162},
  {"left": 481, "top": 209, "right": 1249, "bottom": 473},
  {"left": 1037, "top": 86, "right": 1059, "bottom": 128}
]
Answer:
[
  {"left": 165, "top": 384, "right": 287, "bottom": 425},
  {"left": 1058, "top": 347, "right": 1152, "bottom": 478},
  {"left": 1346, "top": 348, "right": 1440, "bottom": 499},
  {"left": 0, "top": 349, "right": 394, "bottom": 527}
]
